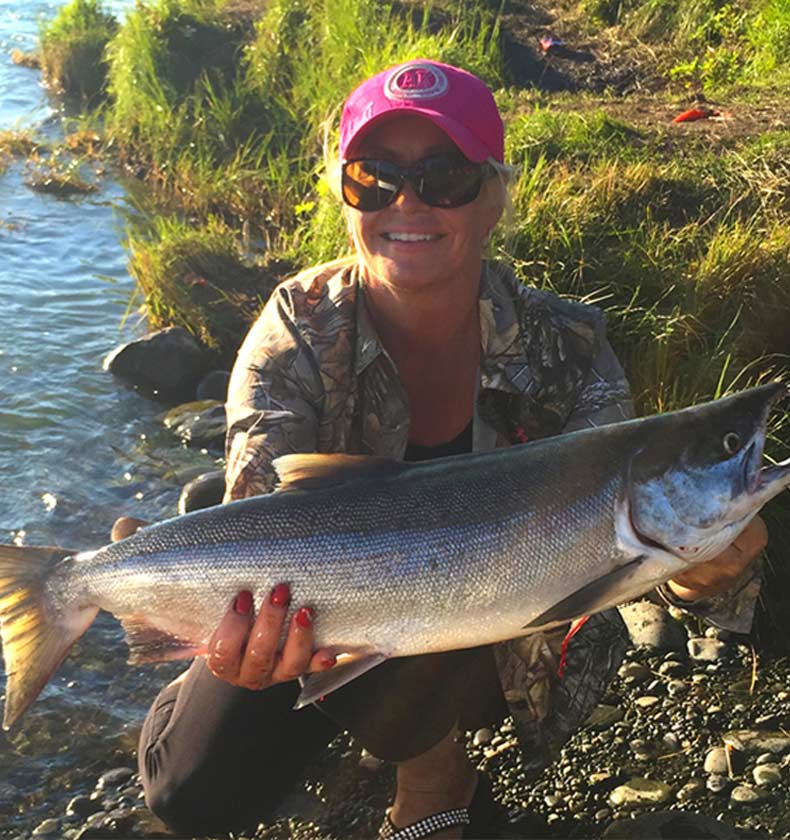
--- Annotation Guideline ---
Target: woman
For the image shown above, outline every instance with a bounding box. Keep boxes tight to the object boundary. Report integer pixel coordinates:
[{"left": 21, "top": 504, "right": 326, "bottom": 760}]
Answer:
[{"left": 136, "top": 60, "right": 766, "bottom": 839}]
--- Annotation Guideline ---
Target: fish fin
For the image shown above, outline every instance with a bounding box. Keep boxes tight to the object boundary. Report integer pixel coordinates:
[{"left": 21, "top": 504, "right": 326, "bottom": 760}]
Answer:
[
  {"left": 294, "top": 652, "right": 389, "bottom": 709},
  {"left": 273, "top": 453, "right": 407, "bottom": 492},
  {"left": 522, "top": 555, "right": 647, "bottom": 630},
  {"left": 0, "top": 544, "right": 99, "bottom": 730},
  {"left": 119, "top": 615, "right": 205, "bottom": 664}
]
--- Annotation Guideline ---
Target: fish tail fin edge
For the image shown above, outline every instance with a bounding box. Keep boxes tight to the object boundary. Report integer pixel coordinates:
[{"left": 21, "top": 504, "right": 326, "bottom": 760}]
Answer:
[{"left": 0, "top": 544, "right": 98, "bottom": 730}]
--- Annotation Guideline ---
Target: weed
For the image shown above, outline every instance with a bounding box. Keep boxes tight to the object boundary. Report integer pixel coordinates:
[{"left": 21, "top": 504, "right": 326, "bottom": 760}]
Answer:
[{"left": 39, "top": 0, "right": 118, "bottom": 101}]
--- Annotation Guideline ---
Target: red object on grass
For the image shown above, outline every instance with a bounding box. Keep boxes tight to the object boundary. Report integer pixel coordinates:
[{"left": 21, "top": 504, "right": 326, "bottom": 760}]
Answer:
[{"left": 672, "top": 107, "right": 712, "bottom": 123}]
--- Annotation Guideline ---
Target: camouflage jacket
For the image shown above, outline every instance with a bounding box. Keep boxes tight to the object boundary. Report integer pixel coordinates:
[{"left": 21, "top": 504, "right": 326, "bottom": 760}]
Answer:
[{"left": 225, "top": 257, "right": 759, "bottom": 778}]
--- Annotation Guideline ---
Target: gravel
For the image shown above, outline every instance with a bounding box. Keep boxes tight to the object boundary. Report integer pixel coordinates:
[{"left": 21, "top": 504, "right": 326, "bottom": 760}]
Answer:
[{"left": 12, "top": 628, "right": 790, "bottom": 839}]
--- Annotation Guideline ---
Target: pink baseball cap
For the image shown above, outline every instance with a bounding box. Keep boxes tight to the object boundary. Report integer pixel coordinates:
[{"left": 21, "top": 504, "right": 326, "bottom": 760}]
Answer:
[{"left": 339, "top": 59, "right": 504, "bottom": 164}]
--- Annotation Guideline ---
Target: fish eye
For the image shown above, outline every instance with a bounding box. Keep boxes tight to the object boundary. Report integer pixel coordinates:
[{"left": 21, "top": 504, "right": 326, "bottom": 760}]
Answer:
[{"left": 723, "top": 431, "right": 741, "bottom": 456}]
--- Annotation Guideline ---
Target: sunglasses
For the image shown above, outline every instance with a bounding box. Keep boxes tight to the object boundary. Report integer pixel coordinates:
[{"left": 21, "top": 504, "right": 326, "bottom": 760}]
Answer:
[{"left": 341, "top": 153, "right": 493, "bottom": 212}]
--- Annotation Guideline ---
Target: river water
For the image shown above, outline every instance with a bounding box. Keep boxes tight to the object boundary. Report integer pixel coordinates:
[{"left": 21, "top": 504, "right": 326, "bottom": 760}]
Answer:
[{"left": 0, "top": 2, "right": 215, "bottom": 835}]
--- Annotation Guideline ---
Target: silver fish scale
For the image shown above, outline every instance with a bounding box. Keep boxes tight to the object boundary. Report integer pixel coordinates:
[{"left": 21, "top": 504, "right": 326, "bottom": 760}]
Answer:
[{"left": 54, "top": 441, "right": 628, "bottom": 658}]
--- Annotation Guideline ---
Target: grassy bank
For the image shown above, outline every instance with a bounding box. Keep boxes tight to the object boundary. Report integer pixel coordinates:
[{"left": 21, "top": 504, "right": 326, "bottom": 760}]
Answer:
[{"left": 32, "top": 0, "right": 790, "bottom": 645}]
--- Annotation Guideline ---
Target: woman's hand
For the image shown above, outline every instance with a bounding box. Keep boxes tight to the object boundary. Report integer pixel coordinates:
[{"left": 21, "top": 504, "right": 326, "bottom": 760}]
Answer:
[
  {"left": 665, "top": 514, "right": 767, "bottom": 602},
  {"left": 206, "top": 585, "right": 337, "bottom": 690}
]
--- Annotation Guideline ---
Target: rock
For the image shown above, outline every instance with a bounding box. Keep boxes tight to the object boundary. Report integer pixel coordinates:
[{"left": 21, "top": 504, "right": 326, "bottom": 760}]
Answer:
[
  {"left": 178, "top": 469, "right": 226, "bottom": 514},
  {"left": 687, "top": 637, "right": 729, "bottom": 662},
  {"left": 730, "top": 784, "right": 770, "bottom": 804},
  {"left": 65, "top": 795, "right": 101, "bottom": 819},
  {"left": 585, "top": 704, "right": 625, "bottom": 730},
  {"left": 103, "top": 326, "right": 206, "bottom": 400},
  {"left": 602, "top": 810, "right": 742, "bottom": 838},
  {"left": 658, "top": 660, "right": 687, "bottom": 677},
  {"left": 618, "top": 661, "right": 652, "bottom": 683},
  {"left": 96, "top": 767, "right": 135, "bottom": 790},
  {"left": 723, "top": 730, "right": 790, "bottom": 755},
  {"left": 618, "top": 601, "right": 688, "bottom": 652},
  {"left": 666, "top": 679, "right": 688, "bottom": 698},
  {"left": 163, "top": 399, "right": 226, "bottom": 447},
  {"left": 32, "top": 819, "right": 60, "bottom": 836},
  {"left": 358, "top": 754, "right": 382, "bottom": 772},
  {"left": 608, "top": 777, "right": 672, "bottom": 809},
  {"left": 473, "top": 727, "right": 493, "bottom": 746},
  {"left": 196, "top": 369, "right": 230, "bottom": 401},
  {"left": 661, "top": 732, "right": 680, "bottom": 751},
  {"left": 704, "top": 745, "right": 745, "bottom": 774},
  {"left": 634, "top": 695, "right": 661, "bottom": 710},
  {"left": 676, "top": 779, "right": 705, "bottom": 802},
  {"left": 706, "top": 774, "right": 732, "bottom": 794},
  {"left": 752, "top": 763, "right": 782, "bottom": 787}
]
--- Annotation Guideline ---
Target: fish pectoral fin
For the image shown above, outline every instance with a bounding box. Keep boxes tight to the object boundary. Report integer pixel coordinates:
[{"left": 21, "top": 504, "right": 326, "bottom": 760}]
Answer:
[
  {"left": 273, "top": 453, "right": 408, "bottom": 492},
  {"left": 522, "top": 555, "right": 648, "bottom": 631},
  {"left": 119, "top": 615, "right": 204, "bottom": 664},
  {"left": 294, "top": 652, "right": 389, "bottom": 709}
]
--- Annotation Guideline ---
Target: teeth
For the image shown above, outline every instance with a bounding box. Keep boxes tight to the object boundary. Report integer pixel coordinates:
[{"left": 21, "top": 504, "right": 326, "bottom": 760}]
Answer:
[{"left": 385, "top": 233, "right": 440, "bottom": 242}]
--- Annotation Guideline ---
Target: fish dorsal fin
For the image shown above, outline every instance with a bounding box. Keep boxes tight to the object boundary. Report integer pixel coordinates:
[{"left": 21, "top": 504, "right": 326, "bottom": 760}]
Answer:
[{"left": 273, "top": 453, "right": 407, "bottom": 492}]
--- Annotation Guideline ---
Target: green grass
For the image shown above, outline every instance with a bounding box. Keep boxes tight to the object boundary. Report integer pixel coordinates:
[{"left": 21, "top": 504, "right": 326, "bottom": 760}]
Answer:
[
  {"left": 39, "top": 0, "right": 117, "bottom": 101},
  {"left": 125, "top": 215, "right": 293, "bottom": 365}
]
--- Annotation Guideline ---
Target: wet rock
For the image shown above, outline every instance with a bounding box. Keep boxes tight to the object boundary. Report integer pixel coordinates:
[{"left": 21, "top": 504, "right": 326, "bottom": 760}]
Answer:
[
  {"left": 196, "top": 369, "right": 230, "bottom": 401},
  {"left": 473, "top": 727, "right": 493, "bottom": 746},
  {"left": 730, "top": 784, "right": 770, "bottom": 804},
  {"left": 163, "top": 399, "right": 226, "bottom": 447},
  {"left": 178, "top": 469, "right": 225, "bottom": 514},
  {"left": 96, "top": 767, "right": 135, "bottom": 790},
  {"left": 103, "top": 326, "right": 206, "bottom": 401},
  {"left": 602, "top": 810, "right": 743, "bottom": 838},
  {"left": 608, "top": 777, "right": 673, "bottom": 808},
  {"left": 65, "top": 795, "right": 100, "bottom": 819},
  {"left": 752, "top": 763, "right": 782, "bottom": 787},
  {"left": 618, "top": 601, "right": 688, "bottom": 652},
  {"left": 688, "top": 637, "right": 729, "bottom": 662},
  {"left": 32, "top": 819, "right": 60, "bottom": 836}
]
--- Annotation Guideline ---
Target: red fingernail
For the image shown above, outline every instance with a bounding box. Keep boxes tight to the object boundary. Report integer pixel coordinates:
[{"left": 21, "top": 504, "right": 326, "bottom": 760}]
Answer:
[
  {"left": 234, "top": 590, "right": 253, "bottom": 614},
  {"left": 321, "top": 656, "right": 336, "bottom": 670},
  {"left": 296, "top": 606, "right": 315, "bottom": 629},
  {"left": 270, "top": 583, "right": 290, "bottom": 608}
]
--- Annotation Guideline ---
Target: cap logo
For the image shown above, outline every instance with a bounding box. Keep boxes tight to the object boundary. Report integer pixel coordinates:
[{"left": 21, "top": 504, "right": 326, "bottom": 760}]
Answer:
[{"left": 385, "top": 63, "right": 448, "bottom": 101}]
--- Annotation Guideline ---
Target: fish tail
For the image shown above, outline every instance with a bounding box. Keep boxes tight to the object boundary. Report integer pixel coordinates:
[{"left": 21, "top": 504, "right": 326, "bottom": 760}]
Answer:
[{"left": 0, "top": 544, "right": 98, "bottom": 730}]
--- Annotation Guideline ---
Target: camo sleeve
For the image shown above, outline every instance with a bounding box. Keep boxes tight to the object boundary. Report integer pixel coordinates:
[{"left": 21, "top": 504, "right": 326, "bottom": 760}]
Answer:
[
  {"left": 561, "top": 325, "right": 634, "bottom": 432},
  {"left": 224, "top": 287, "right": 323, "bottom": 501}
]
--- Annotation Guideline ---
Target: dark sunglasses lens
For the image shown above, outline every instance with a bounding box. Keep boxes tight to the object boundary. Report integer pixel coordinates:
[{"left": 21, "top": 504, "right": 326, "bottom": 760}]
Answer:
[
  {"left": 342, "top": 160, "right": 402, "bottom": 211},
  {"left": 419, "top": 157, "right": 485, "bottom": 207}
]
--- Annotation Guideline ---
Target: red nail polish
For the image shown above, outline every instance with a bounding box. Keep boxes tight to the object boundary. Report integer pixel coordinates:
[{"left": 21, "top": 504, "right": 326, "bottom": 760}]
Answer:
[
  {"left": 270, "top": 583, "right": 290, "bottom": 608},
  {"left": 295, "top": 606, "right": 315, "bottom": 629},
  {"left": 234, "top": 590, "right": 253, "bottom": 614},
  {"left": 321, "top": 656, "right": 336, "bottom": 670}
]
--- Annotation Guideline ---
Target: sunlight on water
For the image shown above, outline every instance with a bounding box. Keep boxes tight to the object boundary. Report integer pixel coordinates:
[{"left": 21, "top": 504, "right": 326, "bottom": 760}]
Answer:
[{"left": 0, "top": 2, "right": 215, "bottom": 834}]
